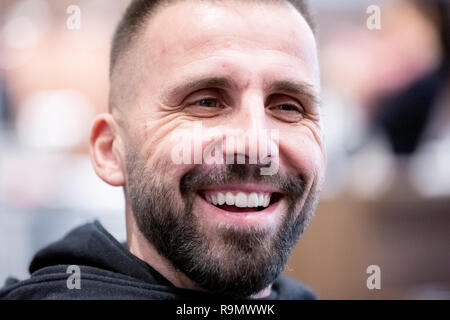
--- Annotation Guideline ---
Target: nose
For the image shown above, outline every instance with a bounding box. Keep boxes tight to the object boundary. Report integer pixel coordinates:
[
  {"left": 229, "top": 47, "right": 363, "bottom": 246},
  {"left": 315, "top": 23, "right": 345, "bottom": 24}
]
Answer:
[
  {"left": 221, "top": 91, "right": 278, "bottom": 165},
  {"left": 234, "top": 91, "right": 267, "bottom": 133}
]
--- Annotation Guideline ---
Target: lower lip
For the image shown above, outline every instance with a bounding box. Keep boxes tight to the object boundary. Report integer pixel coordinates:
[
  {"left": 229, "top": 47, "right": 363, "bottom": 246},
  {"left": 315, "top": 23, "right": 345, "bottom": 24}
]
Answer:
[{"left": 194, "top": 193, "right": 283, "bottom": 228}]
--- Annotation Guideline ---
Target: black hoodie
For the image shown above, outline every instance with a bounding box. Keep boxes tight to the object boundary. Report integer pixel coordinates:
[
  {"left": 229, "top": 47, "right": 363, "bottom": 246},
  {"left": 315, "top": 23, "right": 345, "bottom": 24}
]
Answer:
[{"left": 0, "top": 221, "right": 316, "bottom": 300}]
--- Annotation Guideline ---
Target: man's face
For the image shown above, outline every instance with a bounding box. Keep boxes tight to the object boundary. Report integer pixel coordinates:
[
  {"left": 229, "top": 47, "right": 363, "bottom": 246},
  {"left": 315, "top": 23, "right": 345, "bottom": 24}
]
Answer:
[{"left": 117, "top": 1, "right": 324, "bottom": 296}]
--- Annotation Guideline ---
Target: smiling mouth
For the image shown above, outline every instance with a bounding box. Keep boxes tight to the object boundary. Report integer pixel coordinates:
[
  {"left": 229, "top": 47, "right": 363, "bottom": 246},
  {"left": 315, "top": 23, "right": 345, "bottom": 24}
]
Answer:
[{"left": 198, "top": 189, "right": 284, "bottom": 213}]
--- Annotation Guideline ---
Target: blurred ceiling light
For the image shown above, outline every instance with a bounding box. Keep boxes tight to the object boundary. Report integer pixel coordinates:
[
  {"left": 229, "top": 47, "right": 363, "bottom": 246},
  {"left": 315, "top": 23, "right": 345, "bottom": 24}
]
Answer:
[
  {"left": 16, "top": 90, "right": 95, "bottom": 150},
  {"left": 1, "top": 0, "right": 51, "bottom": 49}
]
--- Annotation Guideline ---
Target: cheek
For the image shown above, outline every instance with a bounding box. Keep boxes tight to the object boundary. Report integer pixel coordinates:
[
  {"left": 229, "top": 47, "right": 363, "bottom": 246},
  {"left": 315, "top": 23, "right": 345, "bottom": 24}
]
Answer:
[
  {"left": 156, "top": 148, "right": 197, "bottom": 190},
  {"left": 128, "top": 116, "right": 200, "bottom": 188},
  {"left": 279, "top": 128, "right": 325, "bottom": 183}
]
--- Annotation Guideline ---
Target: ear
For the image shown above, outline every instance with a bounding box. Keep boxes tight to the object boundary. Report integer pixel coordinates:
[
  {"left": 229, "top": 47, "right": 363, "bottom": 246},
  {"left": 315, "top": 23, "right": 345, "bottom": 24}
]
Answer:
[{"left": 90, "top": 113, "right": 125, "bottom": 186}]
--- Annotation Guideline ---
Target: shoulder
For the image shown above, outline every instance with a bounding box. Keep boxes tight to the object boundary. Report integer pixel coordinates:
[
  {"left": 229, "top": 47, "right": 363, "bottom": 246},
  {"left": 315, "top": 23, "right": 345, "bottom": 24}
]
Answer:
[{"left": 0, "top": 265, "right": 178, "bottom": 300}]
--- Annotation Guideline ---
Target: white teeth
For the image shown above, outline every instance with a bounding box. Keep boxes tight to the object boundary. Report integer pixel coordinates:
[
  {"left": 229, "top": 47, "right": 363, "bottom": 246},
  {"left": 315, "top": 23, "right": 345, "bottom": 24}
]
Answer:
[
  {"left": 205, "top": 191, "right": 272, "bottom": 208},
  {"left": 248, "top": 193, "right": 259, "bottom": 207},
  {"left": 258, "top": 194, "right": 265, "bottom": 207},
  {"left": 217, "top": 192, "right": 225, "bottom": 205},
  {"left": 235, "top": 192, "right": 247, "bottom": 207},
  {"left": 211, "top": 194, "right": 218, "bottom": 205},
  {"left": 263, "top": 194, "right": 270, "bottom": 207},
  {"left": 225, "top": 192, "right": 235, "bottom": 205}
]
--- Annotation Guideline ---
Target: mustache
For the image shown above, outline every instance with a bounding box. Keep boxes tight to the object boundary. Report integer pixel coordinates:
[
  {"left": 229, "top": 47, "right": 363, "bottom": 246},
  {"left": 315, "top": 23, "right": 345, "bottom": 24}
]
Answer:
[{"left": 180, "top": 163, "right": 306, "bottom": 198}]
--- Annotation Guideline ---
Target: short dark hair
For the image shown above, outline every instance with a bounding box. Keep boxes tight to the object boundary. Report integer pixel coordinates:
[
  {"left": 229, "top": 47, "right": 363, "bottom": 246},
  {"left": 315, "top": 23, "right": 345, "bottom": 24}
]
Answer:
[{"left": 109, "top": 0, "right": 314, "bottom": 77}]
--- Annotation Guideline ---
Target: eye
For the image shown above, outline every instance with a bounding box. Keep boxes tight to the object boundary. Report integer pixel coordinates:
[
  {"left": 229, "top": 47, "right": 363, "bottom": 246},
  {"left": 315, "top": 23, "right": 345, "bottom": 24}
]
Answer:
[
  {"left": 274, "top": 104, "right": 301, "bottom": 112},
  {"left": 195, "top": 98, "right": 219, "bottom": 108},
  {"left": 183, "top": 90, "right": 228, "bottom": 118},
  {"left": 267, "top": 95, "right": 305, "bottom": 122}
]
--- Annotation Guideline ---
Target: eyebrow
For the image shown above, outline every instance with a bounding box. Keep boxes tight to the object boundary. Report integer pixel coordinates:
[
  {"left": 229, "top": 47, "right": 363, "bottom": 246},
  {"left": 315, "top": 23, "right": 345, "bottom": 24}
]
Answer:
[
  {"left": 163, "top": 77, "right": 238, "bottom": 102},
  {"left": 265, "top": 80, "right": 320, "bottom": 108},
  {"left": 163, "top": 76, "right": 319, "bottom": 107}
]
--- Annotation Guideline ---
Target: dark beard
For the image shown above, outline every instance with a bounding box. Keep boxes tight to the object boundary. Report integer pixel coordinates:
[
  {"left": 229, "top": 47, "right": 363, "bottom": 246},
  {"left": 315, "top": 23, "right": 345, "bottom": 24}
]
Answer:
[{"left": 126, "top": 151, "right": 319, "bottom": 297}]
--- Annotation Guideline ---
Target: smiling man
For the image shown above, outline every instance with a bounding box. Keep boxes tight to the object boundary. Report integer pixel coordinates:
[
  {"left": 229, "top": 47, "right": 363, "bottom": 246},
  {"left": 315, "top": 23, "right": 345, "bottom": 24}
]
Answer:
[{"left": 1, "top": 0, "right": 325, "bottom": 300}]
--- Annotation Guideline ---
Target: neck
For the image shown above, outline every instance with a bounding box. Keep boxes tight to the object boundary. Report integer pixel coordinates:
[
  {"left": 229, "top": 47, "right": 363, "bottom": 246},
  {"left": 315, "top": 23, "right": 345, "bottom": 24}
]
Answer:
[{"left": 125, "top": 205, "right": 272, "bottom": 298}]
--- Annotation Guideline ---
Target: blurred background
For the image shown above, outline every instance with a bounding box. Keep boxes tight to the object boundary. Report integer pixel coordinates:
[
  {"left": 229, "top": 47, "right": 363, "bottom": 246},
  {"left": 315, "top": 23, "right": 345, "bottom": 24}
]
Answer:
[{"left": 0, "top": 0, "right": 449, "bottom": 299}]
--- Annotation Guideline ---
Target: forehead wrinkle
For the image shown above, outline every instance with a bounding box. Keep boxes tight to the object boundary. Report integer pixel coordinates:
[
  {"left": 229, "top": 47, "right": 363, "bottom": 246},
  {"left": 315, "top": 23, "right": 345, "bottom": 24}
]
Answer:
[{"left": 156, "top": 44, "right": 318, "bottom": 95}]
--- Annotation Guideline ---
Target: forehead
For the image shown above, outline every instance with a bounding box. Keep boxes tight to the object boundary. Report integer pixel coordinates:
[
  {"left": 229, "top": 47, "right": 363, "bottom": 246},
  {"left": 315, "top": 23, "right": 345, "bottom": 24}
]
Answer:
[{"left": 133, "top": 0, "right": 319, "bottom": 90}]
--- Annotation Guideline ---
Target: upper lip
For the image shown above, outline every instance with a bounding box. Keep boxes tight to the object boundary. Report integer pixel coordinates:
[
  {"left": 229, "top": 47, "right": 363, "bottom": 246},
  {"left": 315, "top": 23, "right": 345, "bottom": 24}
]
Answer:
[{"left": 198, "top": 183, "right": 283, "bottom": 194}]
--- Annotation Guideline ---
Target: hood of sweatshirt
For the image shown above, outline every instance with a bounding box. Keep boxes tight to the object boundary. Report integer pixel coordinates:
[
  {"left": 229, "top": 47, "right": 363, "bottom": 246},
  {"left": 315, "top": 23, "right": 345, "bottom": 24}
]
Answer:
[{"left": 0, "top": 220, "right": 316, "bottom": 300}]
